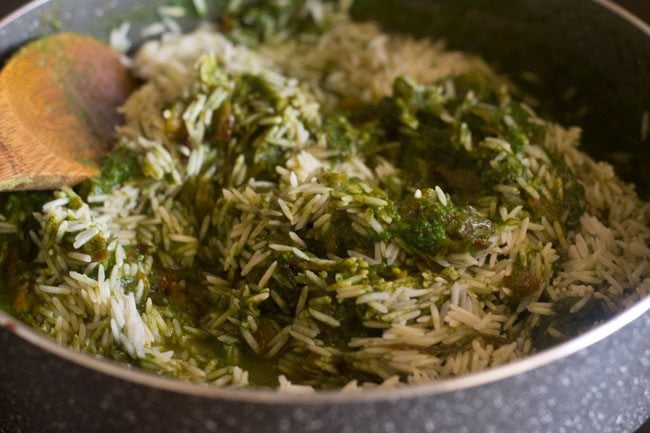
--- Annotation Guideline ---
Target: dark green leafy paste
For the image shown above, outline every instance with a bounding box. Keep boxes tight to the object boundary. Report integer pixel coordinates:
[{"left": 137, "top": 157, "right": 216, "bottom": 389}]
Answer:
[{"left": 0, "top": 63, "right": 592, "bottom": 386}]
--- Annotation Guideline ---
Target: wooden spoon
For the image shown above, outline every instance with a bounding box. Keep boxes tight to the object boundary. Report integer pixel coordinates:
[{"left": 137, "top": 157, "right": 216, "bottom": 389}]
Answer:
[{"left": 0, "top": 33, "right": 135, "bottom": 191}]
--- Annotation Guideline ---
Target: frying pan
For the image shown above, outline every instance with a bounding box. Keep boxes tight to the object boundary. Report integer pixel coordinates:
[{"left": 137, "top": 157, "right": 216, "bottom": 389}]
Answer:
[{"left": 0, "top": 1, "right": 649, "bottom": 432}]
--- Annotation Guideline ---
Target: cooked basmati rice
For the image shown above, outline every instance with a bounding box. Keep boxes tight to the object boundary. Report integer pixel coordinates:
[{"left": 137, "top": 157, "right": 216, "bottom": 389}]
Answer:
[{"left": 0, "top": 3, "right": 648, "bottom": 392}]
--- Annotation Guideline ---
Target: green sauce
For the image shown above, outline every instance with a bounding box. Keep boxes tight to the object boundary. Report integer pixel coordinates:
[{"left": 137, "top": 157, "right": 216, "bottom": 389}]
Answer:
[{"left": 0, "top": 63, "right": 589, "bottom": 386}]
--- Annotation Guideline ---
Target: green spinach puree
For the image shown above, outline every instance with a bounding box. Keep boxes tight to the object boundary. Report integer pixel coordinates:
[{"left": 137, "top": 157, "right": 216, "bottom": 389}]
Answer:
[{"left": 0, "top": 64, "right": 589, "bottom": 387}]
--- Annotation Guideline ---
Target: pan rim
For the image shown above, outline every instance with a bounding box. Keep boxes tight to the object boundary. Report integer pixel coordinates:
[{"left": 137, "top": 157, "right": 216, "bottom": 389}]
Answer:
[
  {"left": 0, "top": 0, "right": 649, "bottom": 405},
  {"left": 1, "top": 296, "right": 648, "bottom": 404}
]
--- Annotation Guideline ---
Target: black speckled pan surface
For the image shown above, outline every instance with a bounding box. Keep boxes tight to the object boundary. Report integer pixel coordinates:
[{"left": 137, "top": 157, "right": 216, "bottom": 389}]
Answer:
[{"left": 0, "top": 1, "right": 649, "bottom": 432}]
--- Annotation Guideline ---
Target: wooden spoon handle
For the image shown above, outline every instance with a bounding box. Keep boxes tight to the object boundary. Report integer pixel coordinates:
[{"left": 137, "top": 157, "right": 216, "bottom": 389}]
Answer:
[
  {"left": 0, "top": 85, "right": 96, "bottom": 190},
  {"left": 0, "top": 33, "right": 135, "bottom": 191}
]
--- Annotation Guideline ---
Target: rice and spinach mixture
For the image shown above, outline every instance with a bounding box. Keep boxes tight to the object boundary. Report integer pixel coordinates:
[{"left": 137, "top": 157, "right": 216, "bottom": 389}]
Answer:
[{"left": 1, "top": 1, "right": 649, "bottom": 391}]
